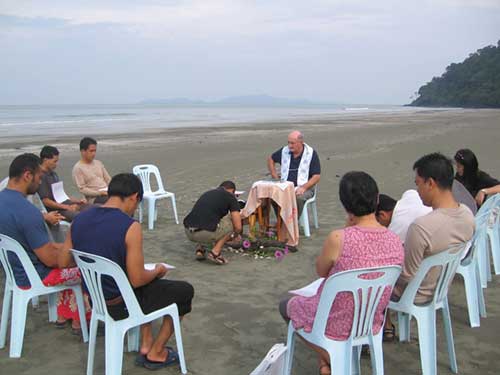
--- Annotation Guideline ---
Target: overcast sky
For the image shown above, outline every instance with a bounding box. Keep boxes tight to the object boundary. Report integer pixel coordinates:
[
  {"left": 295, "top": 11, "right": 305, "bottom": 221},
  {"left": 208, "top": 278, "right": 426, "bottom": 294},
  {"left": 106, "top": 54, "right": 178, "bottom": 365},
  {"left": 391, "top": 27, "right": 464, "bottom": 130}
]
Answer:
[{"left": 1, "top": 0, "right": 499, "bottom": 105}]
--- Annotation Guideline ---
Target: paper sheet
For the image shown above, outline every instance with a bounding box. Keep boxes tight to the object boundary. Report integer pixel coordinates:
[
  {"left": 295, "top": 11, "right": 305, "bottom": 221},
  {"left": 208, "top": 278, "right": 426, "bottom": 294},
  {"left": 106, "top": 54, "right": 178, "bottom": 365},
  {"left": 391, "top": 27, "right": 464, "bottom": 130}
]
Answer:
[
  {"left": 252, "top": 180, "right": 291, "bottom": 191},
  {"left": 144, "top": 262, "right": 176, "bottom": 271},
  {"left": 51, "top": 181, "right": 70, "bottom": 204},
  {"left": 288, "top": 278, "right": 324, "bottom": 297}
]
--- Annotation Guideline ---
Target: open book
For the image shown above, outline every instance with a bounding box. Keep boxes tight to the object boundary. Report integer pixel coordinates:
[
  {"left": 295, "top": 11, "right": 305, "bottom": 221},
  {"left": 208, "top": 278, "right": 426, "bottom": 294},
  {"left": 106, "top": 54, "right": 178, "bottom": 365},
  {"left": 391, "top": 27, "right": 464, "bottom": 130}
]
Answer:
[{"left": 288, "top": 278, "right": 324, "bottom": 298}]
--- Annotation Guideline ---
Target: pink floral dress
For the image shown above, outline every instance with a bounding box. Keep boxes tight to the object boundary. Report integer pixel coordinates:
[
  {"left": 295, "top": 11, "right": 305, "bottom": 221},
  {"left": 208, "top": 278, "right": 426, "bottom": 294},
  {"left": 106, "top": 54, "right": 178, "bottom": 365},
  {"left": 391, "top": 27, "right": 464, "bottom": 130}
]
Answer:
[{"left": 287, "top": 226, "right": 404, "bottom": 340}]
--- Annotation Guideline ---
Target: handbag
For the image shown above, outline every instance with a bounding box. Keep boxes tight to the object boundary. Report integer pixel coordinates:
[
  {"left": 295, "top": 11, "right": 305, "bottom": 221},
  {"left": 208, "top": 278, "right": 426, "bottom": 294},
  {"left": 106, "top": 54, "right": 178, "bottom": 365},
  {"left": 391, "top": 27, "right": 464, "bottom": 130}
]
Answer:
[{"left": 250, "top": 343, "right": 287, "bottom": 375}]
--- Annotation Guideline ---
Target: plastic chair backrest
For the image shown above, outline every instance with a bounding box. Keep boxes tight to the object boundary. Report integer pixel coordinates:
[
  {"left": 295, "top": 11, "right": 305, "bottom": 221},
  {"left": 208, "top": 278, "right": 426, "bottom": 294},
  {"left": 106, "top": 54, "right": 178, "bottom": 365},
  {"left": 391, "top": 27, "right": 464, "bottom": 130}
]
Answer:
[
  {"left": 0, "top": 177, "right": 8, "bottom": 191},
  {"left": 398, "top": 242, "right": 469, "bottom": 307},
  {"left": 0, "top": 234, "right": 46, "bottom": 290},
  {"left": 133, "top": 164, "right": 166, "bottom": 194},
  {"left": 71, "top": 249, "right": 143, "bottom": 319},
  {"left": 475, "top": 193, "right": 500, "bottom": 225},
  {"left": 312, "top": 266, "right": 402, "bottom": 341}
]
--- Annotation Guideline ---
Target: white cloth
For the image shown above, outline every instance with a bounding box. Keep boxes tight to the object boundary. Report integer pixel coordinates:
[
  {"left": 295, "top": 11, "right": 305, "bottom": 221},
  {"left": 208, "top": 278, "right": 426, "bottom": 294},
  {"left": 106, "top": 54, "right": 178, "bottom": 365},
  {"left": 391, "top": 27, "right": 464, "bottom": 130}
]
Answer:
[
  {"left": 280, "top": 143, "right": 313, "bottom": 187},
  {"left": 389, "top": 189, "right": 432, "bottom": 243}
]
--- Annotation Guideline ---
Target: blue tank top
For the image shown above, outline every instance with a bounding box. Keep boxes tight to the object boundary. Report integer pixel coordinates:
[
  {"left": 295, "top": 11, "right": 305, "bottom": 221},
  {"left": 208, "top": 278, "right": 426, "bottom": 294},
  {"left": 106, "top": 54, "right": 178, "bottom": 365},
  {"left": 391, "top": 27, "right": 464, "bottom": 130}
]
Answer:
[{"left": 71, "top": 207, "right": 135, "bottom": 300}]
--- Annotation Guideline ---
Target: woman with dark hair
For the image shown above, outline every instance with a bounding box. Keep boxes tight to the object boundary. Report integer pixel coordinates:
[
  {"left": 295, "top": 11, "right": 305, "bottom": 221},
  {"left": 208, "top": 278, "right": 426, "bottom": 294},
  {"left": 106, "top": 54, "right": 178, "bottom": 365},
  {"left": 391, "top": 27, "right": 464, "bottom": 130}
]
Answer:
[
  {"left": 278, "top": 171, "right": 404, "bottom": 375},
  {"left": 454, "top": 149, "right": 500, "bottom": 206}
]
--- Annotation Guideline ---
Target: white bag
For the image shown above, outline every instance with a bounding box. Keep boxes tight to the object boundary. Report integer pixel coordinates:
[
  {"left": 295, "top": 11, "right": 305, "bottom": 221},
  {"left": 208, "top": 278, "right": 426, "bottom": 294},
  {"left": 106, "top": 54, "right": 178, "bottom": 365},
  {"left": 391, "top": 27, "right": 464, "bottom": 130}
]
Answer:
[{"left": 250, "top": 343, "right": 287, "bottom": 375}]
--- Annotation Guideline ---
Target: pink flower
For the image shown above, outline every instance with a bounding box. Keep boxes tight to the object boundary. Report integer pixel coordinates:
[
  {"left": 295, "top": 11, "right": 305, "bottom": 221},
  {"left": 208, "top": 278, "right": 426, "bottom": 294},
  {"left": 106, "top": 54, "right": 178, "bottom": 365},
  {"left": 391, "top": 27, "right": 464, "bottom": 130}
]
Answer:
[
  {"left": 266, "top": 231, "right": 275, "bottom": 237},
  {"left": 275, "top": 250, "right": 284, "bottom": 261},
  {"left": 283, "top": 246, "right": 289, "bottom": 255},
  {"left": 242, "top": 240, "right": 252, "bottom": 249}
]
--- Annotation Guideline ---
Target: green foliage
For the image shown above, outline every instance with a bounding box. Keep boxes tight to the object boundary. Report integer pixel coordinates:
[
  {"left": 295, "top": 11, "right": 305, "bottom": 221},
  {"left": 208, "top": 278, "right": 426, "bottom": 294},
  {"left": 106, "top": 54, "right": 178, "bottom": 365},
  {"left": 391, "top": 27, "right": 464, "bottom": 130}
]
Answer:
[{"left": 410, "top": 40, "right": 500, "bottom": 108}]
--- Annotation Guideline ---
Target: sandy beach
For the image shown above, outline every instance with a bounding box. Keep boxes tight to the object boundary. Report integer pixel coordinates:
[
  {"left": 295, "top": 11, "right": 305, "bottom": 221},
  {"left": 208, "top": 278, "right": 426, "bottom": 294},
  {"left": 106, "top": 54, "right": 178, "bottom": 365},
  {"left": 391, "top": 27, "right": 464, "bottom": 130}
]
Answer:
[{"left": 1, "top": 108, "right": 500, "bottom": 374}]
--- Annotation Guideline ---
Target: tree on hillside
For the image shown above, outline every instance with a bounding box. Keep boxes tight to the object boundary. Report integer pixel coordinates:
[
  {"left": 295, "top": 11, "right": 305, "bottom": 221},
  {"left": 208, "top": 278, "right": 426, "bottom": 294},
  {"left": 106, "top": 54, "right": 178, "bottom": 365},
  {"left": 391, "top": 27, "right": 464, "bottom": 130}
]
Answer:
[{"left": 410, "top": 40, "right": 500, "bottom": 108}]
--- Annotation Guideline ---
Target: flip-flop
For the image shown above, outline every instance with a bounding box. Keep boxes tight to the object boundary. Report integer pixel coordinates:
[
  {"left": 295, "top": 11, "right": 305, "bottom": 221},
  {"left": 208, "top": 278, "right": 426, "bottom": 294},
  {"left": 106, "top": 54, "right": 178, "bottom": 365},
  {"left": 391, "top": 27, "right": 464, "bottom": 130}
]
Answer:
[
  {"left": 135, "top": 346, "right": 174, "bottom": 366},
  {"left": 195, "top": 246, "right": 206, "bottom": 261},
  {"left": 143, "top": 347, "right": 179, "bottom": 370},
  {"left": 55, "top": 320, "right": 68, "bottom": 329},
  {"left": 207, "top": 251, "right": 228, "bottom": 265},
  {"left": 383, "top": 323, "right": 396, "bottom": 342}
]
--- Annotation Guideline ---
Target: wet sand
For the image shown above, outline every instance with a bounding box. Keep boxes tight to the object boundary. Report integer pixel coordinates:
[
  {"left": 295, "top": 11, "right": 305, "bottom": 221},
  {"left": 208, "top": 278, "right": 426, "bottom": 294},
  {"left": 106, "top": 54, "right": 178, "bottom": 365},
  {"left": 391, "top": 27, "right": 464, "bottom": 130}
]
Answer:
[{"left": 1, "top": 108, "right": 500, "bottom": 374}]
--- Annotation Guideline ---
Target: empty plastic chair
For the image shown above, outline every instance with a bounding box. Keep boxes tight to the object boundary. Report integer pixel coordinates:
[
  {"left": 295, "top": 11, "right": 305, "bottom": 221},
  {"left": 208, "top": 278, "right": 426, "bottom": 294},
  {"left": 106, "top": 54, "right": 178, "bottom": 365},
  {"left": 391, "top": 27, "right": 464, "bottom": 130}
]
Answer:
[
  {"left": 132, "top": 164, "right": 179, "bottom": 230},
  {"left": 0, "top": 234, "right": 88, "bottom": 358},
  {"left": 285, "top": 265, "right": 402, "bottom": 375},
  {"left": 71, "top": 249, "right": 187, "bottom": 375},
  {"left": 388, "top": 242, "right": 469, "bottom": 375},
  {"left": 299, "top": 186, "right": 319, "bottom": 237},
  {"left": 456, "top": 237, "right": 486, "bottom": 327}
]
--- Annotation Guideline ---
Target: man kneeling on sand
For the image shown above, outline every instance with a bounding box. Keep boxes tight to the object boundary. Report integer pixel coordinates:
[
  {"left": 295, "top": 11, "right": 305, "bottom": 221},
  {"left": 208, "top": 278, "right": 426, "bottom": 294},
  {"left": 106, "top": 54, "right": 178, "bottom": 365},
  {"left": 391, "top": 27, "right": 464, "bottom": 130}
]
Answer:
[
  {"left": 183, "top": 181, "right": 242, "bottom": 265},
  {"left": 59, "top": 173, "right": 194, "bottom": 370}
]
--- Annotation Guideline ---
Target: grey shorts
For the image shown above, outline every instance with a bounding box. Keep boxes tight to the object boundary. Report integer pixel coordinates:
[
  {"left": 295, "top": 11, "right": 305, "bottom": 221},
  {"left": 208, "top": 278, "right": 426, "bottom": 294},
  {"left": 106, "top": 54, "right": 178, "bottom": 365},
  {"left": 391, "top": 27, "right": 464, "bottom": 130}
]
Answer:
[{"left": 185, "top": 214, "right": 233, "bottom": 244}]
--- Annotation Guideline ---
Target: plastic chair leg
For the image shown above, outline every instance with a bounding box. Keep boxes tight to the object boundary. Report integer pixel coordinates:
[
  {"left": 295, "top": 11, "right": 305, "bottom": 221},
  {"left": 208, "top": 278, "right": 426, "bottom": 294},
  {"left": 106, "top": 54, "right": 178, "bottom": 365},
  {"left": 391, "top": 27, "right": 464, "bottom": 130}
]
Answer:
[
  {"left": 352, "top": 345, "right": 362, "bottom": 375},
  {"left": 87, "top": 317, "right": 99, "bottom": 375},
  {"left": 31, "top": 296, "right": 39, "bottom": 309},
  {"left": 461, "top": 266, "right": 481, "bottom": 327},
  {"left": 312, "top": 202, "right": 319, "bottom": 229},
  {"left": 301, "top": 206, "right": 311, "bottom": 237},
  {"left": 0, "top": 285, "right": 12, "bottom": 349},
  {"left": 442, "top": 299, "right": 458, "bottom": 373},
  {"left": 415, "top": 309, "right": 437, "bottom": 375},
  {"left": 73, "top": 286, "right": 89, "bottom": 342},
  {"left": 330, "top": 346, "right": 351, "bottom": 374},
  {"left": 477, "top": 240, "right": 489, "bottom": 288},
  {"left": 48, "top": 293, "right": 58, "bottom": 323},
  {"left": 138, "top": 202, "right": 143, "bottom": 223},
  {"left": 284, "top": 323, "right": 296, "bottom": 375},
  {"left": 488, "top": 229, "right": 500, "bottom": 275},
  {"left": 370, "top": 336, "right": 385, "bottom": 375},
  {"left": 171, "top": 311, "right": 188, "bottom": 374},
  {"left": 475, "top": 262, "right": 487, "bottom": 318},
  {"left": 397, "top": 312, "right": 410, "bottom": 342},
  {"left": 105, "top": 326, "right": 125, "bottom": 375},
  {"left": 9, "top": 294, "right": 29, "bottom": 358},
  {"left": 170, "top": 195, "right": 179, "bottom": 225},
  {"left": 147, "top": 199, "right": 156, "bottom": 230},
  {"left": 127, "top": 326, "right": 140, "bottom": 352}
]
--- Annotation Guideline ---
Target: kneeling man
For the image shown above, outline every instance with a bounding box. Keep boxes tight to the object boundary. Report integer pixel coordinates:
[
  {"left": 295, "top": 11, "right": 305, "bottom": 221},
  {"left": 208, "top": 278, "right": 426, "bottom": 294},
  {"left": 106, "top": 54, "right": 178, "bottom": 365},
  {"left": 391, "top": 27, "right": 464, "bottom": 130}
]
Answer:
[
  {"left": 184, "top": 181, "right": 242, "bottom": 265},
  {"left": 59, "top": 173, "right": 194, "bottom": 369}
]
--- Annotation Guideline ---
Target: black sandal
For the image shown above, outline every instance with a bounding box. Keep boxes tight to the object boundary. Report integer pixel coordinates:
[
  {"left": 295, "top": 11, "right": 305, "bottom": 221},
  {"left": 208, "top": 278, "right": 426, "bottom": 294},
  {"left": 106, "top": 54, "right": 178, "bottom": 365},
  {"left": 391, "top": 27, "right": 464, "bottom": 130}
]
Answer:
[
  {"left": 383, "top": 323, "right": 396, "bottom": 342},
  {"left": 195, "top": 245, "right": 206, "bottom": 261},
  {"left": 207, "top": 251, "right": 228, "bottom": 265}
]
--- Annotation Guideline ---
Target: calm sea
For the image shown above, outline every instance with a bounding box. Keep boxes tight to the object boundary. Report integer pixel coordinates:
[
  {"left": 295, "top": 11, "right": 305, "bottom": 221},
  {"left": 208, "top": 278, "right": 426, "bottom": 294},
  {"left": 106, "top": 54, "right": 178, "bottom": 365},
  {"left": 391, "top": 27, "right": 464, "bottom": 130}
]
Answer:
[{"left": 0, "top": 104, "right": 423, "bottom": 137}]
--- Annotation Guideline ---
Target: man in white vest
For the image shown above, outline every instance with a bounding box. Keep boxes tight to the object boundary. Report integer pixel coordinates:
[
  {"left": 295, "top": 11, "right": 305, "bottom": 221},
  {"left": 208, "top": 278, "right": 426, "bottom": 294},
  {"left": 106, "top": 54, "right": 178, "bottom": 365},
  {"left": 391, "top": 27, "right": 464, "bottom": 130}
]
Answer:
[{"left": 267, "top": 130, "right": 321, "bottom": 217}]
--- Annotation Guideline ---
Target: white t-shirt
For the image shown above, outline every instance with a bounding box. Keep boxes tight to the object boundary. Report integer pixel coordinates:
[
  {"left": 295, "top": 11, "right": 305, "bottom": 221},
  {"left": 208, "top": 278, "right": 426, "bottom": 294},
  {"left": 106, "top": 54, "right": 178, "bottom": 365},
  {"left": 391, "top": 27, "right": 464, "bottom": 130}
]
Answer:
[{"left": 389, "top": 190, "right": 432, "bottom": 243}]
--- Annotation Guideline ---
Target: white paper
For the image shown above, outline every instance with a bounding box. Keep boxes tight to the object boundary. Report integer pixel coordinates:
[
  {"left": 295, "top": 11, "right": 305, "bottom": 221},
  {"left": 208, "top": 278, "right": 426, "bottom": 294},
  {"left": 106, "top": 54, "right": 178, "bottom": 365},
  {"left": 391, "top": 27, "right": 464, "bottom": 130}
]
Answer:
[
  {"left": 252, "top": 180, "right": 291, "bottom": 192},
  {"left": 144, "top": 262, "right": 176, "bottom": 271},
  {"left": 51, "top": 181, "right": 70, "bottom": 204},
  {"left": 99, "top": 187, "right": 108, "bottom": 192},
  {"left": 288, "top": 278, "right": 324, "bottom": 297}
]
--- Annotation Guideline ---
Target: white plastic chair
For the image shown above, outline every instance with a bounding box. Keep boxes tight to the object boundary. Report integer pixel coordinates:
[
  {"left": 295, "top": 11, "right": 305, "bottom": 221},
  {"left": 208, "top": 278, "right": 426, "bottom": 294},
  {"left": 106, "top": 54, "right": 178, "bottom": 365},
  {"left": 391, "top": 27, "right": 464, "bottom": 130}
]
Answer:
[
  {"left": 132, "top": 164, "right": 179, "bottom": 230},
  {"left": 299, "top": 186, "right": 319, "bottom": 237},
  {"left": 71, "top": 249, "right": 187, "bottom": 375},
  {"left": 0, "top": 234, "right": 88, "bottom": 358},
  {"left": 388, "top": 242, "right": 469, "bottom": 375},
  {"left": 473, "top": 194, "right": 500, "bottom": 288},
  {"left": 285, "top": 265, "right": 402, "bottom": 375},
  {"left": 456, "top": 237, "right": 486, "bottom": 327}
]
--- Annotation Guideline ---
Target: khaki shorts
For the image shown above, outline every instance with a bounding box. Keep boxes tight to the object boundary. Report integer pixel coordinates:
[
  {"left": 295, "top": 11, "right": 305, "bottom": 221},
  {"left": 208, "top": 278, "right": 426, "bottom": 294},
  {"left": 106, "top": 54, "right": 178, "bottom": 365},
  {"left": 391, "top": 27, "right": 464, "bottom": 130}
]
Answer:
[{"left": 185, "top": 214, "right": 233, "bottom": 244}]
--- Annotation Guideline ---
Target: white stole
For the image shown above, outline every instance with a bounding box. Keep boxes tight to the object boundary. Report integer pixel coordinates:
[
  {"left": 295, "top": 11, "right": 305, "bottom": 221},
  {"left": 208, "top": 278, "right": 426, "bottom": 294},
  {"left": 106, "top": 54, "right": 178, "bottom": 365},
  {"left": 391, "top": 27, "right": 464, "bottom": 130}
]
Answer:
[{"left": 280, "top": 143, "right": 313, "bottom": 186}]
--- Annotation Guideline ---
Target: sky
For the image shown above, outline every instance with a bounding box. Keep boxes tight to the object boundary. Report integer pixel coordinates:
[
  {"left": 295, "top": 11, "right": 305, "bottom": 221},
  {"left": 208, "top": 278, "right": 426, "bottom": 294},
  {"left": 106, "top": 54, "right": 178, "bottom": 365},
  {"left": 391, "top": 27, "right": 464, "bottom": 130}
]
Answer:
[{"left": 1, "top": 0, "right": 500, "bottom": 105}]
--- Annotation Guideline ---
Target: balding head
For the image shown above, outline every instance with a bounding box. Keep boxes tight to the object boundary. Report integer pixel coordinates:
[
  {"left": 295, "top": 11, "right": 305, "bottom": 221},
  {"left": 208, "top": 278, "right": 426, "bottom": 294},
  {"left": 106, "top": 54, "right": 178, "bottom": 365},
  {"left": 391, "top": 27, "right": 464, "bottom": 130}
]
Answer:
[{"left": 287, "top": 130, "right": 304, "bottom": 156}]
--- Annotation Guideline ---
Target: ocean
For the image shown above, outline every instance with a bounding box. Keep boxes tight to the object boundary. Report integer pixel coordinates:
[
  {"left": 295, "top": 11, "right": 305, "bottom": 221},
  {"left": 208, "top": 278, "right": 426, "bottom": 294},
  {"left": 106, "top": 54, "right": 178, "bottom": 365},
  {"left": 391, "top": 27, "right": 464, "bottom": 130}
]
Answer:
[{"left": 0, "top": 104, "right": 429, "bottom": 138}]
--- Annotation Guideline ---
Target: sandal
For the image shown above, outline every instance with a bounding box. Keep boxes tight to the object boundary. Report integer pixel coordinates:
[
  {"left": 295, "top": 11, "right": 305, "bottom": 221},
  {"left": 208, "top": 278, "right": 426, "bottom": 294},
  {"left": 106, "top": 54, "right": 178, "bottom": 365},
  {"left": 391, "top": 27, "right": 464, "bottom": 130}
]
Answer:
[
  {"left": 143, "top": 347, "right": 179, "bottom": 370},
  {"left": 207, "top": 251, "right": 228, "bottom": 265},
  {"left": 195, "top": 245, "right": 206, "bottom": 261},
  {"left": 136, "top": 346, "right": 174, "bottom": 366},
  {"left": 383, "top": 323, "right": 396, "bottom": 342},
  {"left": 55, "top": 319, "right": 68, "bottom": 329}
]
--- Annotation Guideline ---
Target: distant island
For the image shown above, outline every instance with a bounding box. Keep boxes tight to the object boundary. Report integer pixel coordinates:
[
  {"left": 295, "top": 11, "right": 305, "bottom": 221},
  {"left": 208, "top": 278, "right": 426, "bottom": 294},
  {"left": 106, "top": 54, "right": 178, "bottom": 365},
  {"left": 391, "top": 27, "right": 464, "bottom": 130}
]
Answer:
[
  {"left": 140, "top": 94, "right": 325, "bottom": 107},
  {"left": 410, "top": 40, "right": 500, "bottom": 108}
]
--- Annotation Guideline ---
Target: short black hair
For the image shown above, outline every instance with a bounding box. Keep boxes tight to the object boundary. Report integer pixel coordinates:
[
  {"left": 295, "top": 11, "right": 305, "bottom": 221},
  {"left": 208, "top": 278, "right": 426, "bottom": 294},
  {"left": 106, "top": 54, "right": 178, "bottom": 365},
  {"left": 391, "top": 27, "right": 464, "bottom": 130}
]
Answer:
[
  {"left": 219, "top": 180, "right": 236, "bottom": 190},
  {"left": 377, "top": 194, "right": 397, "bottom": 213},
  {"left": 413, "top": 152, "right": 454, "bottom": 190},
  {"left": 9, "top": 153, "right": 41, "bottom": 179},
  {"left": 40, "top": 145, "right": 59, "bottom": 161},
  {"left": 108, "top": 173, "right": 144, "bottom": 201},
  {"left": 79, "top": 137, "right": 97, "bottom": 151},
  {"left": 339, "top": 171, "right": 379, "bottom": 216}
]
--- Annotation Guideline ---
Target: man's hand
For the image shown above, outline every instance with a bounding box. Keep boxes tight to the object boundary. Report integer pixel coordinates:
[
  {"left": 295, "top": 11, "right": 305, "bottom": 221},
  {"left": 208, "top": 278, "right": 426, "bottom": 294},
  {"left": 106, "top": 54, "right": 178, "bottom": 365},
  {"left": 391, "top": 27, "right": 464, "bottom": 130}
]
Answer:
[
  {"left": 154, "top": 263, "right": 168, "bottom": 279},
  {"left": 295, "top": 186, "right": 307, "bottom": 196},
  {"left": 44, "top": 211, "right": 65, "bottom": 225}
]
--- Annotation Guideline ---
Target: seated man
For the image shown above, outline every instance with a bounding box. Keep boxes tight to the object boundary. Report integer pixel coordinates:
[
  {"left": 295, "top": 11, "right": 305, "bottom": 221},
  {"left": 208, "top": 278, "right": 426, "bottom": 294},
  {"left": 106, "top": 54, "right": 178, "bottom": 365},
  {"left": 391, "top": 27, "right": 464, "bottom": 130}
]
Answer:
[
  {"left": 267, "top": 130, "right": 321, "bottom": 217},
  {"left": 385, "top": 153, "right": 474, "bottom": 339},
  {"left": 38, "top": 145, "right": 90, "bottom": 222},
  {"left": 183, "top": 181, "right": 242, "bottom": 265},
  {"left": 376, "top": 190, "right": 432, "bottom": 243},
  {"left": 59, "top": 173, "right": 194, "bottom": 369},
  {"left": 0, "top": 153, "right": 90, "bottom": 332},
  {"left": 72, "top": 137, "right": 111, "bottom": 204}
]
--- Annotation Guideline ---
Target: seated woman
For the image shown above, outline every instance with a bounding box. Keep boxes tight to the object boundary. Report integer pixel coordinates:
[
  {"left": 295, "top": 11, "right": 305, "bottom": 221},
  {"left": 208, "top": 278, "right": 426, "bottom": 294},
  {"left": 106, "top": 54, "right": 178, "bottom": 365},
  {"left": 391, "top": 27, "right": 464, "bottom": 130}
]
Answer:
[
  {"left": 278, "top": 171, "right": 404, "bottom": 375},
  {"left": 454, "top": 149, "right": 500, "bottom": 207}
]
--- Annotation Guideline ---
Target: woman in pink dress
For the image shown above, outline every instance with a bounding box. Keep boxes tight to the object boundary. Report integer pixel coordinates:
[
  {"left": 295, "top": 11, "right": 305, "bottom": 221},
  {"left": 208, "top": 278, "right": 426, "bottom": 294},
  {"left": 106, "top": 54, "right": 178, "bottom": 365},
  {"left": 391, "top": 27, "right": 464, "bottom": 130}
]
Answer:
[{"left": 279, "top": 171, "right": 404, "bottom": 374}]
